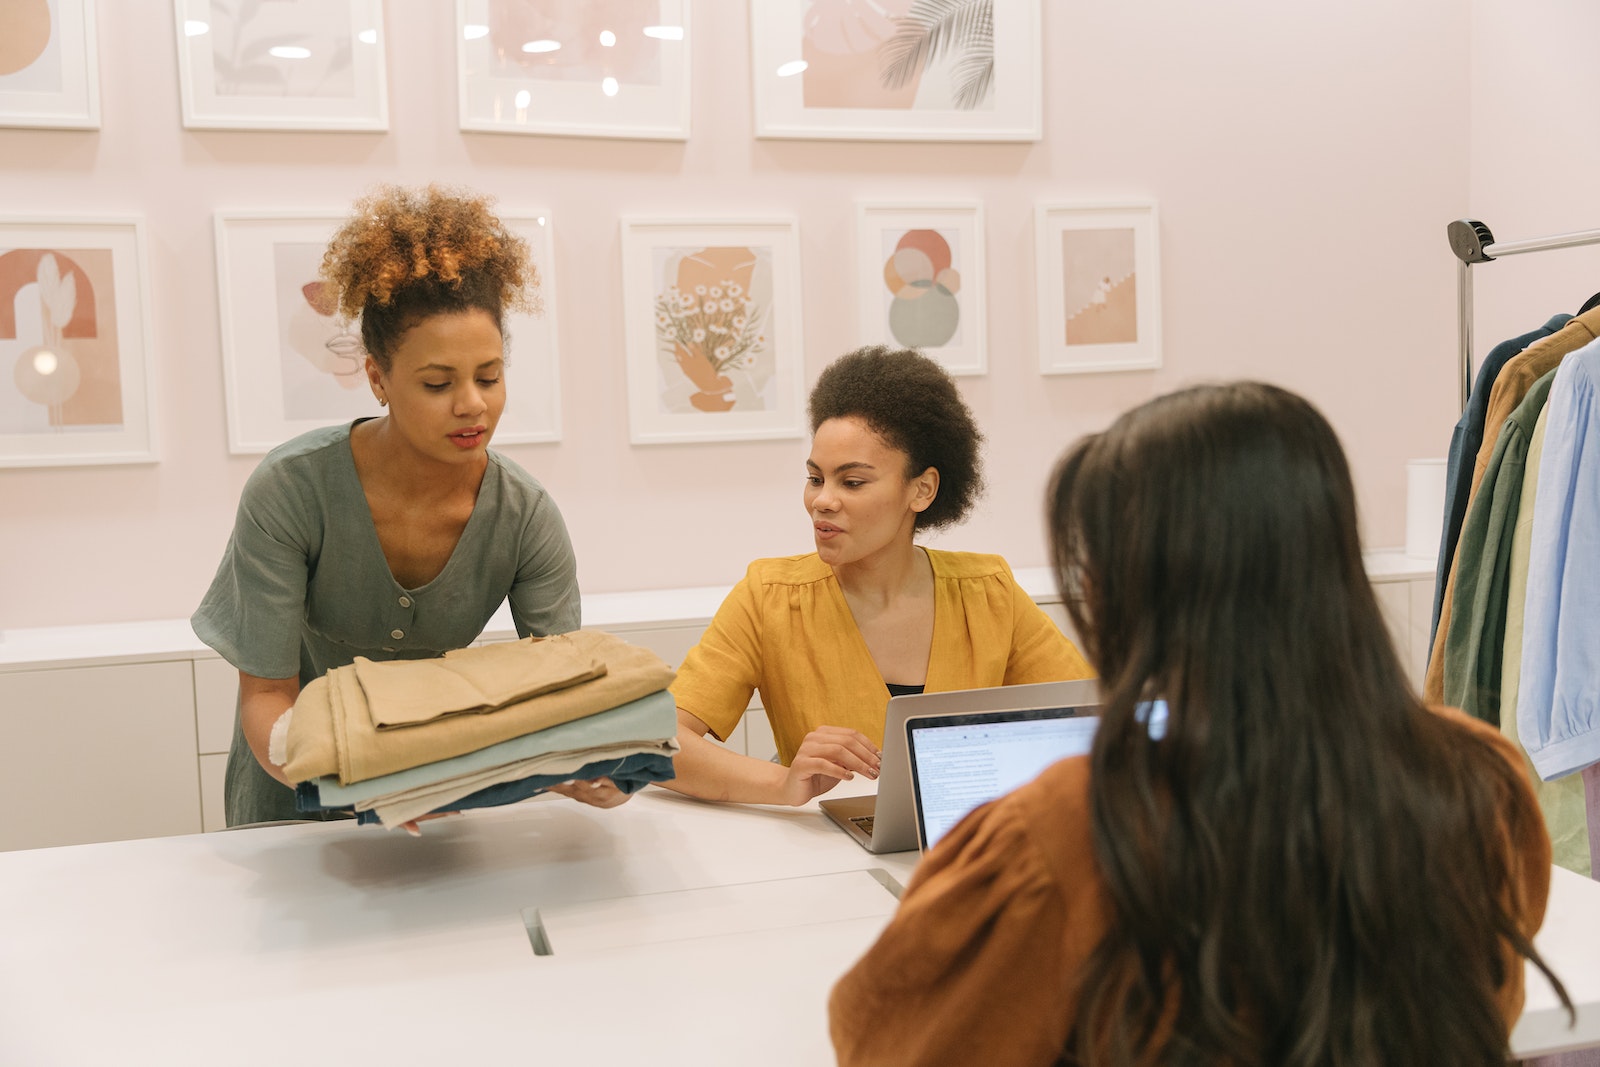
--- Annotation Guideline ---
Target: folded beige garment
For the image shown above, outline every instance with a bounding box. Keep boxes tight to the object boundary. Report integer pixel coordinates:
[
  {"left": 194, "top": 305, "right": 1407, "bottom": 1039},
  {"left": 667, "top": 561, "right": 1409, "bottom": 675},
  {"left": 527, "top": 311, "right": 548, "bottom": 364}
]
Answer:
[
  {"left": 283, "top": 629, "right": 676, "bottom": 785},
  {"left": 355, "top": 634, "right": 608, "bottom": 729}
]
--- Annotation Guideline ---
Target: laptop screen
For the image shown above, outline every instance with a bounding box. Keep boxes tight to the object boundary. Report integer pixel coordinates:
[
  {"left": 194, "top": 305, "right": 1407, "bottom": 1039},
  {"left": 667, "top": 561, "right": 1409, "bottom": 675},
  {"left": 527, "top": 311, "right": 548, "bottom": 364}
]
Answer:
[{"left": 906, "top": 707, "right": 1099, "bottom": 851}]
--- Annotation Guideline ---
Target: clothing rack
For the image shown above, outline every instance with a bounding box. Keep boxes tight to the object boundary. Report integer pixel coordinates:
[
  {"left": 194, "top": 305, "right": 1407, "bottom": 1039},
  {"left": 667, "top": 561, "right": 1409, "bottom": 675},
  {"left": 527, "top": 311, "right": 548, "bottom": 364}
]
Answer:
[{"left": 1448, "top": 219, "right": 1600, "bottom": 410}]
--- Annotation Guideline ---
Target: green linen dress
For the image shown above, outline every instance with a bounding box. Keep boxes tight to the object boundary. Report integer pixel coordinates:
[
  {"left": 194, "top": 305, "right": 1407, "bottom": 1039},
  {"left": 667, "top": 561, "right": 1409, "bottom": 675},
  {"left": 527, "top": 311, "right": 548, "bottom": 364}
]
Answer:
[{"left": 192, "top": 421, "right": 580, "bottom": 826}]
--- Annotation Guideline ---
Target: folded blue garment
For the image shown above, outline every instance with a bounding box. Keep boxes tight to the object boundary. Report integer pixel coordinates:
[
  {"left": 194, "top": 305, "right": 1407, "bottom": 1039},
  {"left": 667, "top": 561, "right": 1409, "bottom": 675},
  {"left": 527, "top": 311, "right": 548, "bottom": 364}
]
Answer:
[
  {"left": 295, "top": 751, "right": 677, "bottom": 823},
  {"left": 303, "top": 688, "right": 678, "bottom": 807}
]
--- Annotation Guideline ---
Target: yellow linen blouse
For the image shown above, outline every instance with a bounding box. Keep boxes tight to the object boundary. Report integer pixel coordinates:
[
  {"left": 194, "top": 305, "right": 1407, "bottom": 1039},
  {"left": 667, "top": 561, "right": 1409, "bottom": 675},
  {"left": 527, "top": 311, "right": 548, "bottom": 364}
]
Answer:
[{"left": 671, "top": 549, "right": 1093, "bottom": 764}]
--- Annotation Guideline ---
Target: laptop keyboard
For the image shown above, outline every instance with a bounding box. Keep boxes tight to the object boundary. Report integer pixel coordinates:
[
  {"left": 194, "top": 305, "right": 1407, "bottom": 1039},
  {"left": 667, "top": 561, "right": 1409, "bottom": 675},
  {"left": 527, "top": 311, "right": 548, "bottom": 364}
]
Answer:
[{"left": 850, "top": 815, "right": 874, "bottom": 836}]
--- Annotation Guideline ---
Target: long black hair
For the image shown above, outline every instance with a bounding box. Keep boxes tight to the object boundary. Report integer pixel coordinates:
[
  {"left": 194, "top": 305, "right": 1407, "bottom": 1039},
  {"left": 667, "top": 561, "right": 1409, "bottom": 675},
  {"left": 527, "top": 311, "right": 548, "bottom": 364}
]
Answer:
[{"left": 1047, "top": 381, "right": 1566, "bottom": 1065}]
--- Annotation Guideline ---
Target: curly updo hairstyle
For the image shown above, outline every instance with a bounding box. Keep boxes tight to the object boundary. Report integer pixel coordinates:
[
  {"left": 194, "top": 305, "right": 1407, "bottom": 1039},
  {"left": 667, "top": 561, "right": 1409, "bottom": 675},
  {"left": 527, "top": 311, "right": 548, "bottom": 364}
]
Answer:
[
  {"left": 807, "top": 345, "right": 985, "bottom": 531},
  {"left": 320, "top": 184, "right": 539, "bottom": 371}
]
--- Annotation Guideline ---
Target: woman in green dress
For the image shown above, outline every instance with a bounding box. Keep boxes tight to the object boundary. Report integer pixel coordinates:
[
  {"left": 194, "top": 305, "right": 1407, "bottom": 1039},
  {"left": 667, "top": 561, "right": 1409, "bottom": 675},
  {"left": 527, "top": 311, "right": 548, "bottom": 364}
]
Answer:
[{"left": 194, "top": 185, "right": 618, "bottom": 826}]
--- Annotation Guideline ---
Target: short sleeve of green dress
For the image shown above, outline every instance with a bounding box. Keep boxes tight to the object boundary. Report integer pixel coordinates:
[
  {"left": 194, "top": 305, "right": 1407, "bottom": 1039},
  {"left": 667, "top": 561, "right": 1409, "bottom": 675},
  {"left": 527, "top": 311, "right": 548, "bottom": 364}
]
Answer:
[{"left": 191, "top": 422, "right": 581, "bottom": 826}]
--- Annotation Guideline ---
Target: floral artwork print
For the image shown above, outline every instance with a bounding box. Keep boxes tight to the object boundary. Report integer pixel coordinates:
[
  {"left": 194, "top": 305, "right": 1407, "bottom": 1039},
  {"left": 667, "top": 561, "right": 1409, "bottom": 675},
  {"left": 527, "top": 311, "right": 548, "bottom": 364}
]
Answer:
[{"left": 652, "top": 245, "right": 775, "bottom": 414}]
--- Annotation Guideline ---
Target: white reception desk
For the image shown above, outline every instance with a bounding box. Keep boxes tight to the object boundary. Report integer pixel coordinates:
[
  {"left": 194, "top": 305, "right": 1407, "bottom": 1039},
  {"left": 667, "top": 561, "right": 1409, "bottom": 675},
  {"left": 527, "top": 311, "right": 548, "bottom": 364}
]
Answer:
[{"left": 0, "top": 783, "right": 1596, "bottom": 1064}]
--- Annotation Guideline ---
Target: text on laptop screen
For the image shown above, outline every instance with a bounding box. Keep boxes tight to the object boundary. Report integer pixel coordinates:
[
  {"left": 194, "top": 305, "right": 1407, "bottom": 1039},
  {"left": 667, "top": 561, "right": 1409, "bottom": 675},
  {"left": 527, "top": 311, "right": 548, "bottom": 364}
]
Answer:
[{"left": 908, "top": 711, "right": 1099, "bottom": 850}]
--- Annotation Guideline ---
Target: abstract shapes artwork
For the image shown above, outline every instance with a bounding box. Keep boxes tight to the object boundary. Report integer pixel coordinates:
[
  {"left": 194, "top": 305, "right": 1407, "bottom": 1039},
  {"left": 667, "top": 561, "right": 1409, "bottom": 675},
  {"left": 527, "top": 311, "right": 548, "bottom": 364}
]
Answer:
[
  {"left": 856, "top": 202, "right": 985, "bottom": 375},
  {"left": 0, "top": 218, "right": 154, "bottom": 467},
  {"left": 0, "top": 0, "right": 100, "bottom": 129}
]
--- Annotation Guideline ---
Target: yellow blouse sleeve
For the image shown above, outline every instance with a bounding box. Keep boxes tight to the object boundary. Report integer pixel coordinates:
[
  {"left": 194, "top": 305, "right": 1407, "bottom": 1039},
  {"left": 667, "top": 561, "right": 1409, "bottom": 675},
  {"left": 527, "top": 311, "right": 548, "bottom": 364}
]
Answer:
[
  {"left": 670, "top": 571, "right": 762, "bottom": 743},
  {"left": 1002, "top": 566, "right": 1093, "bottom": 685}
]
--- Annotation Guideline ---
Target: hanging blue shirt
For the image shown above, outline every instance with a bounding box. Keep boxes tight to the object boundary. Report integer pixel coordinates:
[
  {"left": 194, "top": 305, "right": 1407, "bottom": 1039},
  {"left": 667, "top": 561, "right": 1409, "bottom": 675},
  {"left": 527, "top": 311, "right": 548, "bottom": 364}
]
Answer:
[{"left": 1519, "top": 337, "right": 1600, "bottom": 781}]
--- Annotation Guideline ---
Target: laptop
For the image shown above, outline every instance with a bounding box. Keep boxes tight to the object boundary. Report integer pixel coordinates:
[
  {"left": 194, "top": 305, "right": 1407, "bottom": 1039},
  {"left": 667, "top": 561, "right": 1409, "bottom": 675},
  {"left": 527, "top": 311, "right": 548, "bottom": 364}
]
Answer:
[
  {"left": 906, "top": 704, "right": 1100, "bottom": 852},
  {"left": 819, "top": 678, "right": 1099, "bottom": 854}
]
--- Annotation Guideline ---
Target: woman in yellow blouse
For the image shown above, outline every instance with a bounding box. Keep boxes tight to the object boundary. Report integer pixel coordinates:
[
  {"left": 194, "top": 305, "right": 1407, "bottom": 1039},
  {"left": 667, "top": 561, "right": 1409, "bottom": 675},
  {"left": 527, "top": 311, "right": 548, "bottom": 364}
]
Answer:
[{"left": 661, "top": 346, "right": 1092, "bottom": 806}]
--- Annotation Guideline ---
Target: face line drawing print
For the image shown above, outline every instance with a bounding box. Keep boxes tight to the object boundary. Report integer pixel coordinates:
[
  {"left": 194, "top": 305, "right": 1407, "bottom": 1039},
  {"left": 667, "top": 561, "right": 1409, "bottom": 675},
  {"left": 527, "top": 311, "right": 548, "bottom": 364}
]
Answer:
[{"left": 273, "top": 239, "right": 366, "bottom": 422}]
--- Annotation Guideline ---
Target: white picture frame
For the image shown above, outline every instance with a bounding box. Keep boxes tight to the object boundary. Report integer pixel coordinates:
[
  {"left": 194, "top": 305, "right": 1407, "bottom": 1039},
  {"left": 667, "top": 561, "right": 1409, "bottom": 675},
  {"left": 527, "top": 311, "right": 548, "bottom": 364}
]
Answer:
[
  {"left": 213, "top": 211, "right": 561, "bottom": 454},
  {"left": 173, "top": 0, "right": 389, "bottom": 131},
  {"left": 0, "top": 0, "right": 101, "bottom": 130},
  {"left": 0, "top": 217, "right": 156, "bottom": 467},
  {"left": 855, "top": 201, "right": 986, "bottom": 376},
  {"left": 750, "top": 0, "right": 1041, "bottom": 142},
  {"left": 620, "top": 217, "right": 806, "bottom": 445},
  {"left": 456, "top": 0, "right": 691, "bottom": 140},
  {"left": 1035, "top": 200, "right": 1162, "bottom": 375}
]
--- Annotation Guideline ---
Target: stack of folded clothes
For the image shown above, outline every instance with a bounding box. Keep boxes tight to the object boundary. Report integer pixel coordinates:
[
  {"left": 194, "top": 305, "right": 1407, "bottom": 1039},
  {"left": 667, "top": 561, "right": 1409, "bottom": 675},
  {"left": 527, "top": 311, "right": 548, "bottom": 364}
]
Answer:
[{"left": 269, "top": 629, "right": 680, "bottom": 828}]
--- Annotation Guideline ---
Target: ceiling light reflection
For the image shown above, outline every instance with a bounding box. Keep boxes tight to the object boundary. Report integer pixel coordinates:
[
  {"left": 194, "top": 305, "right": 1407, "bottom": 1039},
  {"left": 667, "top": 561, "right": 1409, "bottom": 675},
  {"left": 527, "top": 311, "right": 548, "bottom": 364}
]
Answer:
[
  {"left": 269, "top": 45, "right": 312, "bottom": 59},
  {"left": 522, "top": 39, "right": 561, "bottom": 53},
  {"left": 642, "top": 25, "right": 684, "bottom": 41},
  {"left": 357, "top": 29, "right": 377, "bottom": 45},
  {"left": 599, "top": 30, "right": 616, "bottom": 47},
  {"left": 184, "top": 20, "right": 209, "bottom": 37},
  {"left": 601, "top": 77, "right": 619, "bottom": 97},
  {"left": 776, "top": 59, "right": 808, "bottom": 77},
  {"left": 463, "top": 24, "right": 489, "bottom": 40}
]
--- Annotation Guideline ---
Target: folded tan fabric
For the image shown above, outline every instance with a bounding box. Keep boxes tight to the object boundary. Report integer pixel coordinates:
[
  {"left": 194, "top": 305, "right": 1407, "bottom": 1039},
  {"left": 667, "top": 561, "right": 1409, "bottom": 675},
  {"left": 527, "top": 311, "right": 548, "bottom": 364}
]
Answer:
[
  {"left": 354, "top": 634, "right": 608, "bottom": 729},
  {"left": 283, "top": 629, "right": 676, "bottom": 785}
]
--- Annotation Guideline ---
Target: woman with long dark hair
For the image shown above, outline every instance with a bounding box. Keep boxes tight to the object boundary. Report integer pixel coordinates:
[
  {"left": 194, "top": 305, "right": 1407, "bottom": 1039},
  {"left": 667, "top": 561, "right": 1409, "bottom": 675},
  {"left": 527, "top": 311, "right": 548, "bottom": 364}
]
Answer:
[{"left": 831, "top": 381, "right": 1566, "bottom": 1066}]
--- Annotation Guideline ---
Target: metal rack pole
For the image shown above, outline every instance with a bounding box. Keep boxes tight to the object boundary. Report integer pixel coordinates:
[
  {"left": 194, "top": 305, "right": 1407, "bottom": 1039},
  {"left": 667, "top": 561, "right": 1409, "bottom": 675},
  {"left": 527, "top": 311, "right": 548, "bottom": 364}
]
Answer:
[
  {"left": 1457, "top": 259, "right": 1473, "bottom": 411},
  {"left": 1447, "top": 219, "right": 1600, "bottom": 411}
]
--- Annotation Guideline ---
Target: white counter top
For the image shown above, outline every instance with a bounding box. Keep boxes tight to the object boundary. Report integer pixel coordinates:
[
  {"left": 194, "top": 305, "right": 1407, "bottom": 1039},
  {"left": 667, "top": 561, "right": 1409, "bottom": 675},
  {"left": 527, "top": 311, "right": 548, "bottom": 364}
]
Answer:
[
  {"left": 0, "top": 778, "right": 1591, "bottom": 1063},
  {"left": 0, "top": 784, "right": 914, "bottom": 1066}
]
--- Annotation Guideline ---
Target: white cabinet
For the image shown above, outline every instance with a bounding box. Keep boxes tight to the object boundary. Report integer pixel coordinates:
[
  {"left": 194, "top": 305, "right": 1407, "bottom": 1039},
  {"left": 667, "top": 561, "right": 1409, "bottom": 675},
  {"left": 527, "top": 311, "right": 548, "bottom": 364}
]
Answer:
[
  {"left": 192, "top": 656, "right": 239, "bottom": 831},
  {"left": 0, "top": 558, "right": 1433, "bottom": 852},
  {"left": 0, "top": 661, "right": 202, "bottom": 851},
  {"left": 1364, "top": 550, "right": 1438, "bottom": 691}
]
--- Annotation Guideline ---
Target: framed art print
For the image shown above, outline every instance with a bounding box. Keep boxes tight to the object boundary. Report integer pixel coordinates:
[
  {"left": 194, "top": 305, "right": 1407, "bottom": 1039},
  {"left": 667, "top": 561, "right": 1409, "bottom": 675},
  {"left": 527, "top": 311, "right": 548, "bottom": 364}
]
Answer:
[
  {"left": 750, "top": 0, "right": 1041, "bottom": 141},
  {"left": 1035, "top": 201, "right": 1162, "bottom": 375},
  {"left": 856, "top": 201, "right": 985, "bottom": 376},
  {"left": 456, "top": 0, "right": 690, "bottom": 139},
  {"left": 174, "top": 0, "right": 389, "bottom": 131},
  {"left": 214, "top": 211, "right": 561, "bottom": 454},
  {"left": 0, "top": 0, "right": 101, "bottom": 129},
  {"left": 620, "top": 218, "right": 806, "bottom": 445},
  {"left": 0, "top": 218, "right": 155, "bottom": 467}
]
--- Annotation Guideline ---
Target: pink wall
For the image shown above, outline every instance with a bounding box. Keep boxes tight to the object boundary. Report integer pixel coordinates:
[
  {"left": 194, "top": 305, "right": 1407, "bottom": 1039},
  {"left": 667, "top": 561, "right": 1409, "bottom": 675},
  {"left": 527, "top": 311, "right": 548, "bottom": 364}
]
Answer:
[
  {"left": 0, "top": 0, "right": 1470, "bottom": 630},
  {"left": 1467, "top": 0, "right": 1600, "bottom": 364}
]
